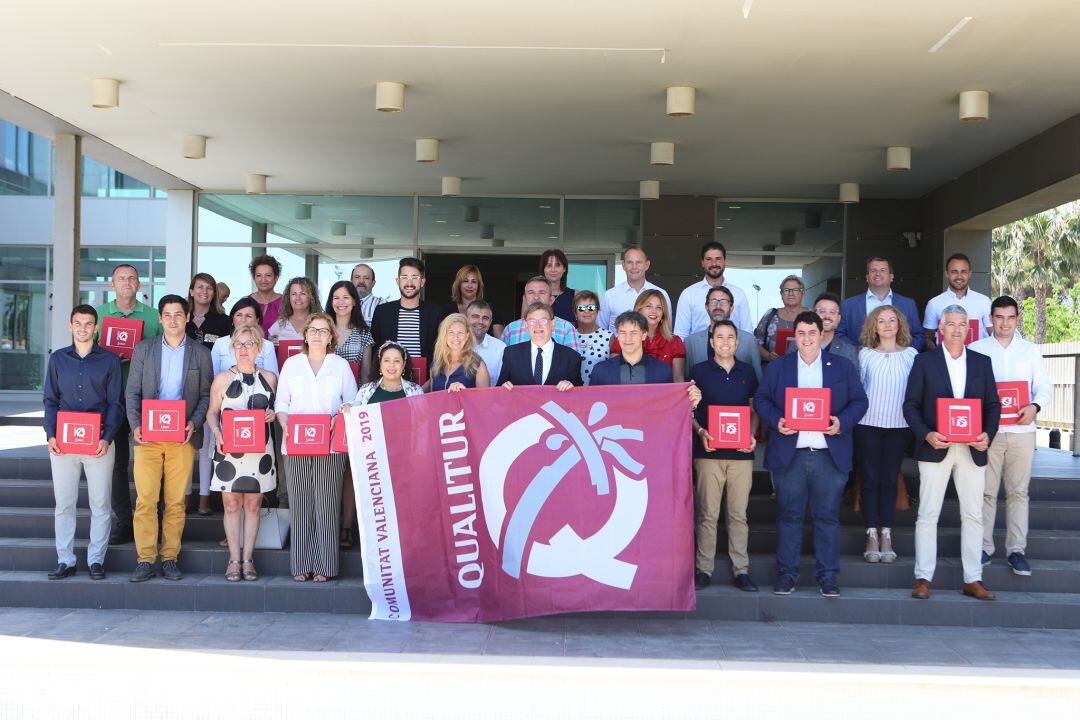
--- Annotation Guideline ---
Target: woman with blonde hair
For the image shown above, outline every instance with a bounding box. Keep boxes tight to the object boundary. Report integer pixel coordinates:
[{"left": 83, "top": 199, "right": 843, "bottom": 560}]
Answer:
[
  {"left": 610, "top": 289, "right": 687, "bottom": 381},
  {"left": 856, "top": 305, "right": 918, "bottom": 564},
  {"left": 444, "top": 265, "right": 503, "bottom": 337},
  {"left": 274, "top": 312, "right": 357, "bottom": 582},
  {"left": 205, "top": 323, "right": 278, "bottom": 581},
  {"left": 268, "top": 277, "right": 320, "bottom": 345},
  {"left": 429, "top": 313, "right": 491, "bottom": 392}
]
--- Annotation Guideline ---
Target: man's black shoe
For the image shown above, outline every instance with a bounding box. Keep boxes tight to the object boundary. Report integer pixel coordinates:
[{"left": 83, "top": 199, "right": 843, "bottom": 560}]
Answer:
[
  {"left": 89, "top": 563, "right": 106, "bottom": 580},
  {"left": 161, "top": 560, "right": 183, "bottom": 581},
  {"left": 47, "top": 563, "right": 76, "bottom": 580},
  {"left": 773, "top": 575, "right": 797, "bottom": 595},
  {"left": 129, "top": 562, "right": 155, "bottom": 583},
  {"left": 734, "top": 573, "right": 758, "bottom": 592},
  {"left": 694, "top": 571, "right": 711, "bottom": 590},
  {"left": 109, "top": 525, "right": 134, "bottom": 545},
  {"left": 819, "top": 577, "right": 841, "bottom": 598}
]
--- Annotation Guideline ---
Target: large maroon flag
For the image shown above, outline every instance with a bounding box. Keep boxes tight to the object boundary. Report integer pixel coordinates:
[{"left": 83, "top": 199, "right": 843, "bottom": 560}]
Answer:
[{"left": 343, "top": 384, "right": 695, "bottom": 622}]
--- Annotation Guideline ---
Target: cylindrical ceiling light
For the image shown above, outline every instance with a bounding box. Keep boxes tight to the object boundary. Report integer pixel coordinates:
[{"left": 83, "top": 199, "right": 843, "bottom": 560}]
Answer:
[
  {"left": 294, "top": 203, "right": 313, "bottom": 220},
  {"left": 91, "top": 78, "right": 120, "bottom": 109},
  {"left": 244, "top": 173, "right": 267, "bottom": 195},
  {"left": 959, "top": 90, "right": 989, "bottom": 122},
  {"left": 480, "top": 224, "right": 495, "bottom": 240},
  {"left": 650, "top": 142, "right": 675, "bottom": 166},
  {"left": 762, "top": 244, "right": 777, "bottom": 267},
  {"left": 639, "top": 180, "right": 660, "bottom": 200},
  {"left": 463, "top": 205, "right": 480, "bottom": 223},
  {"left": 886, "top": 146, "right": 912, "bottom": 171},
  {"left": 441, "top": 176, "right": 462, "bottom": 197},
  {"left": 360, "top": 236, "right": 374, "bottom": 260},
  {"left": 330, "top": 221, "right": 347, "bottom": 236},
  {"left": 780, "top": 230, "right": 797, "bottom": 246},
  {"left": 416, "top": 138, "right": 440, "bottom": 163},
  {"left": 839, "top": 182, "right": 860, "bottom": 204},
  {"left": 666, "top": 86, "right": 696, "bottom": 117},
  {"left": 182, "top": 135, "right": 207, "bottom": 159},
  {"left": 375, "top": 81, "right": 406, "bottom": 112}
]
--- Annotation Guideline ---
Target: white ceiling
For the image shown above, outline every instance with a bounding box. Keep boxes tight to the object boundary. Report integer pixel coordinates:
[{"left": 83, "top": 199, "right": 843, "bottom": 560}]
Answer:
[{"left": 3, "top": 1, "right": 1080, "bottom": 199}]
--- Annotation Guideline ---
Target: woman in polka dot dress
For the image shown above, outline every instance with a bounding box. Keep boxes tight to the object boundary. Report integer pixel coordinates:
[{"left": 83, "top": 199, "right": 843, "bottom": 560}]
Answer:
[
  {"left": 205, "top": 323, "right": 279, "bottom": 582},
  {"left": 573, "top": 290, "right": 613, "bottom": 386}
]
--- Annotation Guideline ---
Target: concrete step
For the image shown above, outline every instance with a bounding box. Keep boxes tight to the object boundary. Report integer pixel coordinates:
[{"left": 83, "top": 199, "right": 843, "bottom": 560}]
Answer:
[{"left": 2, "top": 569, "right": 1078, "bottom": 629}]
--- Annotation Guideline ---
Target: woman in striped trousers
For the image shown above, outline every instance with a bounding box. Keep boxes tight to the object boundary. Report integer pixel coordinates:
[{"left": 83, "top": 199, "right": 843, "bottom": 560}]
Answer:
[{"left": 275, "top": 313, "right": 358, "bottom": 581}]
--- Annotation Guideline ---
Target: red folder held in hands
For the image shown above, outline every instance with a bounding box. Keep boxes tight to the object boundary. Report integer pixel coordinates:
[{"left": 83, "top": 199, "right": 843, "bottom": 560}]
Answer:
[
  {"left": 56, "top": 411, "right": 101, "bottom": 454},
  {"left": 276, "top": 340, "right": 304, "bottom": 370},
  {"left": 332, "top": 412, "right": 349, "bottom": 453},
  {"left": 936, "top": 398, "right": 982, "bottom": 443},
  {"left": 141, "top": 399, "right": 187, "bottom": 442},
  {"left": 221, "top": 409, "right": 266, "bottom": 454},
  {"left": 996, "top": 381, "right": 1030, "bottom": 426},
  {"left": 784, "top": 388, "right": 831, "bottom": 432},
  {"left": 100, "top": 317, "right": 143, "bottom": 359},
  {"left": 774, "top": 328, "right": 794, "bottom": 356},
  {"left": 286, "top": 414, "right": 332, "bottom": 456},
  {"left": 707, "top": 406, "right": 751, "bottom": 450}
]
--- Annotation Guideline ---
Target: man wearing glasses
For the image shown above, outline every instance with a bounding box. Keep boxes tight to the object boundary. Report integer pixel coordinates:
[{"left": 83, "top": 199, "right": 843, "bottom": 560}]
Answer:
[
  {"left": 500, "top": 276, "right": 582, "bottom": 352},
  {"left": 685, "top": 286, "right": 762, "bottom": 379},
  {"left": 596, "top": 247, "right": 671, "bottom": 333},
  {"left": 786, "top": 293, "right": 860, "bottom": 374},
  {"left": 370, "top": 257, "right": 446, "bottom": 365},
  {"left": 498, "top": 303, "right": 582, "bottom": 389}
]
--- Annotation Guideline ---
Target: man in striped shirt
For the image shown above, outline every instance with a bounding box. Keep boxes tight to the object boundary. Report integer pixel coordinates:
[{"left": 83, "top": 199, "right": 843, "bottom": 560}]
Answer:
[
  {"left": 370, "top": 258, "right": 445, "bottom": 366},
  {"left": 351, "top": 263, "right": 386, "bottom": 325}
]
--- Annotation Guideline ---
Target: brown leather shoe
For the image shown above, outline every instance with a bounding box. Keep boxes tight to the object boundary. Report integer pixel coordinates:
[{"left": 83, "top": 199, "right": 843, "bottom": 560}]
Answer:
[
  {"left": 962, "top": 581, "right": 997, "bottom": 601},
  {"left": 911, "top": 579, "right": 931, "bottom": 599}
]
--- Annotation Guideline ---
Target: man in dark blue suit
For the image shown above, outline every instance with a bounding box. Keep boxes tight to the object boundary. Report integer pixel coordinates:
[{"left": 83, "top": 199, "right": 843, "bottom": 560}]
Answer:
[
  {"left": 904, "top": 304, "right": 1000, "bottom": 601},
  {"left": 497, "top": 302, "right": 582, "bottom": 389},
  {"left": 836, "top": 256, "right": 924, "bottom": 349},
  {"left": 754, "top": 311, "right": 868, "bottom": 597}
]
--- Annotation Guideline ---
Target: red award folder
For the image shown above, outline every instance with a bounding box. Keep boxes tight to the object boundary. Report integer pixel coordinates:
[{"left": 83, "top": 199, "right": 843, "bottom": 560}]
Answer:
[
  {"left": 220, "top": 409, "right": 266, "bottom": 454},
  {"left": 996, "top": 381, "right": 1030, "bottom": 426},
  {"left": 411, "top": 357, "right": 429, "bottom": 386},
  {"left": 707, "top": 405, "right": 751, "bottom": 450},
  {"left": 286, "top": 414, "right": 332, "bottom": 456},
  {"left": 938, "top": 320, "right": 980, "bottom": 346},
  {"left": 56, "top": 411, "right": 101, "bottom": 454},
  {"left": 141, "top": 399, "right": 187, "bottom": 442},
  {"left": 276, "top": 340, "right": 304, "bottom": 370},
  {"left": 100, "top": 316, "right": 143, "bottom": 359},
  {"left": 331, "top": 412, "right": 349, "bottom": 453},
  {"left": 937, "top": 398, "right": 983, "bottom": 442},
  {"left": 784, "top": 387, "right": 831, "bottom": 432},
  {"left": 774, "top": 328, "right": 794, "bottom": 356}
]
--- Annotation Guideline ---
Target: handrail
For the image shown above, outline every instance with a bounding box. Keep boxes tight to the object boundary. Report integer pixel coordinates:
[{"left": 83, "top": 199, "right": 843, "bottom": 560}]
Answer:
[{"left": 1042, "top": 351, "right": 1080, "bottom": 457}]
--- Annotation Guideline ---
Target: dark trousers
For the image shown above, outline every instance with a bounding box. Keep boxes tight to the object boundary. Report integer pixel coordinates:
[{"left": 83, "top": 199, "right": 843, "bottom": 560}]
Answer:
[
  {"left": 855, "top": 425, "right": 910, "bottom": 529},
  {"left": 774, "top": 448, "right": 846, "bottom": 583},
  {"left": 110, "top": 415, "right": 134, "bottom": 527}
]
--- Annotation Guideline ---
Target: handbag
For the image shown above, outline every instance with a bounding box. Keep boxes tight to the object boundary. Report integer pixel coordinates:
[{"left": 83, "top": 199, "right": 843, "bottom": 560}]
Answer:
[{"left": 239, "top": 500, "right": 291, "bottom": 549}]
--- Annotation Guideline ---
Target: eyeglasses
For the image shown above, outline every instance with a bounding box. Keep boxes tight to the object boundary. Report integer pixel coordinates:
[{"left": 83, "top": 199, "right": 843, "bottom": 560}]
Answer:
[
  {"left": 707, "top": 299, "right": 732, "bottom": 308},
  {"left": 398, "top": 274, "right": 422, "bottom": 282},
  {"left": 525, "top": 318, "right": 551, "bottom": 328},
  {"left": 576, "top": 304, "right": 598, "bottom": 312},
  {"left": 306, "top": 327, "right": 331, "bottom": 337},
  {"left": 781, "top": 288, "right": 804, "bottom": 295},
  {"left": 231, "top": 340, "right": 257, "bottom": 350},
  {"left": 815, "top": 308, "right": 840, "bottom": 317}
]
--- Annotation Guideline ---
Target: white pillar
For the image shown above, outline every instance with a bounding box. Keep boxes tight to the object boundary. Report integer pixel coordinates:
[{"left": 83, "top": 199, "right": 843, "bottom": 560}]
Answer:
[
  {"left": 50, "top": 134, "right": 81, "bottom": 353},
  {"left": 164, "top": 190, "right": 196, "bottom": 295}
]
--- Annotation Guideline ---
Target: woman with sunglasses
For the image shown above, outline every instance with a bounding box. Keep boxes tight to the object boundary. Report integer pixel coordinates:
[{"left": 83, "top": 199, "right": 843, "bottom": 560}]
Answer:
[{"left": 572, "top": 290, "right": 612, "bottom": 386}]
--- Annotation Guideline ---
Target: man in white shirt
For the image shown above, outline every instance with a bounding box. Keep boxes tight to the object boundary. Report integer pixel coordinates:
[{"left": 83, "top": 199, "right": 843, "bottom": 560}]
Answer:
[
  {"left": 923, "top": 253, "right": 992, "bottom": 350},
  {"left": 466, "top": 299, "right": 506, "bottom": 384},
  {"left": 351, "top": 263, "right": 385, "bottom": 325},
  {"left": 673, "top": 241, "right": 751, "bottom": 338},
  {"left": 969, "top": 295, "right": 1052, "bottom": 576},
  {"left": 597, "top": 247, "right": 671, "bottom": 332}
]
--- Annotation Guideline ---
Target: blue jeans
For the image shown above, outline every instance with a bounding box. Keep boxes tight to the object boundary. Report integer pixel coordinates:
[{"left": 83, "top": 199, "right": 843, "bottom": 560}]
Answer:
[{"left": 774, "top": 448, "right": 847, "bottom": 583}]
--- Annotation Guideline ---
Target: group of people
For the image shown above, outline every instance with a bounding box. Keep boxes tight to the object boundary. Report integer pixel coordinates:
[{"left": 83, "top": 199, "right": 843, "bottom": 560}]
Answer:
[{"left": 42, "top": 243, "right": 1049, "bottom": 604}]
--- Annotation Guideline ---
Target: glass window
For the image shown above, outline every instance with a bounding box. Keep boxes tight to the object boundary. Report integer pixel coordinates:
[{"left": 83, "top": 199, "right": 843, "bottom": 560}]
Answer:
[
  {"left": 564, "top": 199, "right": 641, "bottom": 250},
  {"left": 419, "top": 197, "right": 559, "bottom": 248},
  {"left": 0, "top": 281, "right": 49, "bottom": 391},
  {"left": 79, "top": 247, "right": 151, "bottom": 283},
  {"left": 317, "top": 248, "right": 405, "bottom": 304},
  {"left": 0, "top": 119, "right": 53, "bottom": 196},
  {"left": 0, "top": 246, "right": 48, "bottom": 282}
]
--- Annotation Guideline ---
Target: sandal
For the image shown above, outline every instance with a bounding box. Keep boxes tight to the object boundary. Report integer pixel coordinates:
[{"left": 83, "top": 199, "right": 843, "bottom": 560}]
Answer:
[
  {"left": 242, "top": 560, "right": 258, "bottom": 581},
  {"left": 293, "top": 573, "right": 310, "bottom": 582},
  {"left": 225, "top": 560, "right": 242, "bottom": 582},
  {"left": 312, "top": 574, "right": 329, "bottom": 583},
  {"left": 339, "top": 527, "right": 354, "bottom": 548}
]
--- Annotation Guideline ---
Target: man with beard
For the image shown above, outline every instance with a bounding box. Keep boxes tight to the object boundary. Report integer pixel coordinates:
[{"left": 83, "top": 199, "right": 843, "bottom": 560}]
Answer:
[
  {"left": 370, "top": 257, "right": 445, "bottom": 365},
  {"left": 922, "top": 253, "right": 992, "bottom": 350},
  {"left": 685, "top": 285, "right": 762, "bottom": 378},
  {"left": 351, "top": 263, "right": 386, "bottom": 326},
  {"left": 466, "top": 299, "right": 506, "bottom": 383},
  {"left": 673, "top": 241, "right": 752, "bottom": 337},
  {"left": 786, "top": 293, "right": 860, "bottom": 374}
]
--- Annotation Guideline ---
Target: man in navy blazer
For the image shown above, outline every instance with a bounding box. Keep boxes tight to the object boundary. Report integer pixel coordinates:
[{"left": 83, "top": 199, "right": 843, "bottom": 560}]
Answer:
[
  {"left": 836, "top": 256, "right": 925, "bottom": 349},
  {"left": 903, "top": 304, "right": 1000, "bottom": 601},
  {"left": 754, "top": 311, "right": 868, "bottom": 598},
  {"left": 497, "top": 302, "right": 582, "bottom": 389}
]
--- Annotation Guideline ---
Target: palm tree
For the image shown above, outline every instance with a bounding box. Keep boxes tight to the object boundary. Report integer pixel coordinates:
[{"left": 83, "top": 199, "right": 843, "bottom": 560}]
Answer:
[{"left": 993, "top": 206, "right": 1080, "bottom": 343}]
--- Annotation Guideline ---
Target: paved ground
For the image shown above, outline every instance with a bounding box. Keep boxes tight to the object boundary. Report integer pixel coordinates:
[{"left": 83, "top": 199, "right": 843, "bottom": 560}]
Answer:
[{"left": 2, "top": 606, "right": 1079, "bottom": 668}]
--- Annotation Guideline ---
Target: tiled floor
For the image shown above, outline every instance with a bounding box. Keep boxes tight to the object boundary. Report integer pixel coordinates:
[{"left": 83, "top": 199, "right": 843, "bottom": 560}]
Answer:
[{"left": 2, "top": 607, "right": 1080, "bottom": 668}]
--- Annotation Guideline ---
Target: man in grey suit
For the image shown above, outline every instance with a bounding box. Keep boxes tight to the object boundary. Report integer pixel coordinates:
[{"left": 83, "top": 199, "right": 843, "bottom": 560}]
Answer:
[
  {"left": 125, "top": 295, "right": 212, "bottom": 583},
  {"left": 685, "top": 286, "right": 762, "bottom": 379}
]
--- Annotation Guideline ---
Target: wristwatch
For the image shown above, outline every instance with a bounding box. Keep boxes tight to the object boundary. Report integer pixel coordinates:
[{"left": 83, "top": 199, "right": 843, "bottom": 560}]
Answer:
[{"left": 1031, "top": 403, "right": 1041, "bottom": 413}]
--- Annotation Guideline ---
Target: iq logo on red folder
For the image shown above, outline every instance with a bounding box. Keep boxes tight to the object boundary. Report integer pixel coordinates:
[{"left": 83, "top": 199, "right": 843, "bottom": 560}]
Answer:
[
  {"left": 56, "top": 411, "right": 101, "bottom": 454},
  {"left": 996, "top": 381, "right": 1030, "bottom": 426},
  {"left": 221, "top": 409, "right": 266, "bottom": 453},
  {"left": 100, "top": 317, "right": 144, "bottom": 359},
  {"left": 707, "top": 406, "right": 751, "bottom": 450},
  {"left": 936, "top": 398, "right": 982, "bottom": 443},
  {"left": 286, "top": 414, "right": 332, "bottom": 456},
  {"left": 141, "top": 399, "right": 186, "bottom": 442},
  {"left": 784, "top": 388, "right": 831, "bottom": 432}
]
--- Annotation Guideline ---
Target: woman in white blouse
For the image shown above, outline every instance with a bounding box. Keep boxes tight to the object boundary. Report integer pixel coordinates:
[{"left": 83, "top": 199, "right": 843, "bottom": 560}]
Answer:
[
  {"left": 268, "top": 277, "right": 320, "bottom": 345},
  {"left": 856, "top": 305, "right": 918, "bottom": 564},
  {"left": 275, "top": 313, "right": 358, "bottom": 582}
]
